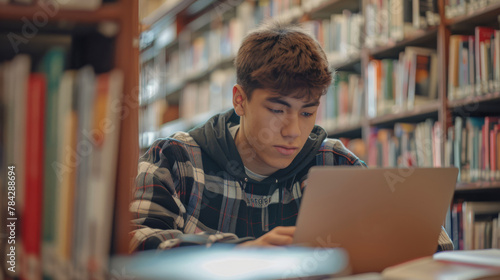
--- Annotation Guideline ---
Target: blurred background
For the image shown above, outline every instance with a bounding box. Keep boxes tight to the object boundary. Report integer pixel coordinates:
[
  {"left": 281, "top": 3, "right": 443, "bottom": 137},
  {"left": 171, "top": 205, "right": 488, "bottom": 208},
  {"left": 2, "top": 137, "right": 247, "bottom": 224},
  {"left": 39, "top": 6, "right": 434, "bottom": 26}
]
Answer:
[{"left": 1, "top": 0, "right": 500, "bottom": 279}]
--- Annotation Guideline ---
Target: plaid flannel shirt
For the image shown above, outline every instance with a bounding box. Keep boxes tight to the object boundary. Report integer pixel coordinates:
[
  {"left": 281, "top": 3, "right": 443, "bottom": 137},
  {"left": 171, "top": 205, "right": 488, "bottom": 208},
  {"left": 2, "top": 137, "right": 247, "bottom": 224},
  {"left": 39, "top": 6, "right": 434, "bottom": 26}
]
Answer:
[{"left": 130, "top": 132, "right": 453, "bottom": 252}]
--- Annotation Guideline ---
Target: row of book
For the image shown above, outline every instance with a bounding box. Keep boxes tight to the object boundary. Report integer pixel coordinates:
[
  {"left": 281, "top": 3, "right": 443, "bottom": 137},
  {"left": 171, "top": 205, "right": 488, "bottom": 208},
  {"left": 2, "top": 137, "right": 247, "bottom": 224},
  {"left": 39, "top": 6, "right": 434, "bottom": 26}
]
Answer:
[
  {"left": 179, "top": 68, "right": 236, "bottom": 122},
  {"left": 151, "top": 0, "right": 323, "bottom": 103},
  {"left": 446, "top": 201, "right": 500, "bottom": 250},
  {"left": 366, "top": 47, "right": 438, "bottom": 118},
  {"left": 142, "top": 68, "right": 365, "bottom": 138},
  {"left": 445, "top": 0, "right": 500, "bottom": 19},
  {"left": 302, "top": 12, "right": 364, "bottom": 65},
  {"left": 150, "top": 1, "right": 256, "bottom": 103},
  {"left": 139, "top": 67, "right": 236, "bottom": 148},
  {"left": 139, "top": 99, "right": 179, "bottom": 134},
  {"left": 253, "top": 0, "right": 303, "bottom": 23},
  {"left": 316, "top": 72, "right": 364, "bottom": 131},
  {"left": 367, "top": 119, "right": 442, "bottom": 167},
  {"left": 0, "top": 52, "right": 122, "bottom": 279},
  {"left": 447, "top": 116, "right": 500, "bottom": 183},
  {"left": 448, "top": 27, "right": 500, "bottom": 101},
  {"left": 178, "top": 19, "right": 242, "bottom": 84},
  {"left": 364, "top": 0, "right": 440, "bottom": 48}
]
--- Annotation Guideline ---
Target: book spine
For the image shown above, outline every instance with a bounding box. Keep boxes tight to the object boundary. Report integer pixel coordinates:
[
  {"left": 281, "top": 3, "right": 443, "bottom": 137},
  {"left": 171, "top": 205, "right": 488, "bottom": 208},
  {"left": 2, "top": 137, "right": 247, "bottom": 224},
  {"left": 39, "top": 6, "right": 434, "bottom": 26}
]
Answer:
[
  {"left": 41, "top": 48, "right": 66, "bottom": 280},
  {"left": 21, "top": 74, "right": 46, "bottom": 280}
]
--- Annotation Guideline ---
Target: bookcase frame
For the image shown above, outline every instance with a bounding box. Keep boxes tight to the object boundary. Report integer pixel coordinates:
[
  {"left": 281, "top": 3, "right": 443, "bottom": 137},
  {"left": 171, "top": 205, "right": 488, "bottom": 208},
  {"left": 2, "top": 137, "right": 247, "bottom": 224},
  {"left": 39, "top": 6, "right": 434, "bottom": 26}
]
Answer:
[{"left": 0, "top": 0, "right": 139, "bottom": 255}]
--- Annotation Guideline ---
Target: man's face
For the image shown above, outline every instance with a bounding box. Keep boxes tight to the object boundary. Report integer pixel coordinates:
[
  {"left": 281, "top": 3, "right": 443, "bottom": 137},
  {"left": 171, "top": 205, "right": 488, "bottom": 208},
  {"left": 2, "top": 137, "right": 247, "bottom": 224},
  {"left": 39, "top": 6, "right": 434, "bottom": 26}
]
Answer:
[{"left": 233, "top": 87, "right": 320, "bottom": 176}]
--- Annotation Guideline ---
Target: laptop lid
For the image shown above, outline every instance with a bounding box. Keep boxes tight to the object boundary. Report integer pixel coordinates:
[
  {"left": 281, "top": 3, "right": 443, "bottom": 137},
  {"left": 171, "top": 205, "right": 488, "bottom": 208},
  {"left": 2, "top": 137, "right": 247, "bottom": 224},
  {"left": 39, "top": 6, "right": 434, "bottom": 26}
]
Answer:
[{"left": 293, "top": 167, "right": 458, "bottom": 274}]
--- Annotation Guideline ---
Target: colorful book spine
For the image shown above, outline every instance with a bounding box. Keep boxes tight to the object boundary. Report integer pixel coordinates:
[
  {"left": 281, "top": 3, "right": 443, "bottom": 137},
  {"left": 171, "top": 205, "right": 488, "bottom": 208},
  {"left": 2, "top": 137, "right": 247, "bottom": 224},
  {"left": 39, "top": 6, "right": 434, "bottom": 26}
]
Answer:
[
  {"left": 41, "top": 48, "right": 66, "bottom": 280},
  {"left": 21, "top": 74, "right": 46, "bottom": 280}
]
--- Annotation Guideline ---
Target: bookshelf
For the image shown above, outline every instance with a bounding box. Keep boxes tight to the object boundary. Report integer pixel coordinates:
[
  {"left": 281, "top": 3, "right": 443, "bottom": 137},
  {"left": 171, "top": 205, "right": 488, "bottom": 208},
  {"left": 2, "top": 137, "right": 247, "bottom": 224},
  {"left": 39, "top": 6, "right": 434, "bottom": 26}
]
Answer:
[
  {"left": 368, "top": 102, "right": 440, "bottom": 127},
  {"left": 0, "top": 0, "right": 138, "bottom": 278},
  {"left": 368, "top": 28, "right": 439, "bottom": 58},
  {"left": 139, "top": 0, "right": 500, "bottom": 250}
]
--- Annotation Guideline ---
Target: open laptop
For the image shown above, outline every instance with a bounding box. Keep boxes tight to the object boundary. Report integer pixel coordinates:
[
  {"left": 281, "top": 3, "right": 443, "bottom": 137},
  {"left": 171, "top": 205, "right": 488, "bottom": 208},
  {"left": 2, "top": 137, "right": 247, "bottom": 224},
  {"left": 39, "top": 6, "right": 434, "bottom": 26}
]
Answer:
[{"left": 293, "top": 166, "right": 459, "bottom": 274}]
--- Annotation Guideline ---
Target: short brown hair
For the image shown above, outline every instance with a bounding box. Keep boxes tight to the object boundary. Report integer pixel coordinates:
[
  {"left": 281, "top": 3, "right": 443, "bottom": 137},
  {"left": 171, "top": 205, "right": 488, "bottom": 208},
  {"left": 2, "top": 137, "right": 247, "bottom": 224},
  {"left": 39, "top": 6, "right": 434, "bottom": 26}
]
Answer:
[{"left": 234, "top": 20, "right": 332, "bottom": 101}]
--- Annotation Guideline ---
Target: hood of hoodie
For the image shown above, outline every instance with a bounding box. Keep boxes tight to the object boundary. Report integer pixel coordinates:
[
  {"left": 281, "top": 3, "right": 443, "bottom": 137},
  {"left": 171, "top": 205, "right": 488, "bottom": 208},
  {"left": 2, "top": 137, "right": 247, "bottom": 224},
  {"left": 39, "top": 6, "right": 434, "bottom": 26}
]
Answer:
[{"left": 188, "top": 109, "right": 327, "bottom": 184}]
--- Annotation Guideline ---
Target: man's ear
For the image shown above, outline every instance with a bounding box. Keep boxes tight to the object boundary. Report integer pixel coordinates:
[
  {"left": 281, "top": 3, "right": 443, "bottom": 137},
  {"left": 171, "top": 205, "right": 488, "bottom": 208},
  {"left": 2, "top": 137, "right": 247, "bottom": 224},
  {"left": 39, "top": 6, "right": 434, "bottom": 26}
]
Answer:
[{"left": 232, "top": 85, "right": 246, "bottom": 116}]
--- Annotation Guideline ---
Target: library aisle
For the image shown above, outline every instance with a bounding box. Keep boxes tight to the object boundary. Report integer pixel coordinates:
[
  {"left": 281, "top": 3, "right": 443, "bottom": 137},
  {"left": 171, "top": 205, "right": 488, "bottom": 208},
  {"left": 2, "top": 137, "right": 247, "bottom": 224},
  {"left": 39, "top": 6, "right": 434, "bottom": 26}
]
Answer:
[{"left": 138, "top": 0, "right": 500, "bottom": 255}]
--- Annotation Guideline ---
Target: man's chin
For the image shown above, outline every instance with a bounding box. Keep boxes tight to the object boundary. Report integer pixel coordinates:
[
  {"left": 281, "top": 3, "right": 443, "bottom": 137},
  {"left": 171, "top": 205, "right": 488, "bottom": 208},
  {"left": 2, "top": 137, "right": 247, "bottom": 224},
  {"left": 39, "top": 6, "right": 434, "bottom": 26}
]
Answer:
[{"left": 267, "top": 159, "right": 295, "bottom": 170}]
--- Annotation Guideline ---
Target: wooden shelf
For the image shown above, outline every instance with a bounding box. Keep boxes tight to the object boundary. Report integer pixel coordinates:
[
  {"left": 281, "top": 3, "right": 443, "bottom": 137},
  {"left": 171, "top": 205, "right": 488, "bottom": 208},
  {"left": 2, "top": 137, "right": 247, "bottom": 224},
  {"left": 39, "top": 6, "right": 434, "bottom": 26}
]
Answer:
[
  {"left": 330, "top": 55, "right": 361, "bottom": 71},
  {"left": 142, "top": 0, "right": 196, "bottom": 26},
  {"left": 455, "top": 181, "right": 500, "bottom": 191},
  {"left": 368, "top": 28, "right": 438, "bottom": 58},
  {"left": 140, "top": 45, "right": 159, "bottom": 63},
  {"left": 307, "top": 0, "right": 361, "bottom": 18},
  {"left": 369, "top": 102, "right": 440, "bottom": 127},
  {"left": 140, "top": 55, "right": 235, "bottom": 107},
  {"left": 445, "top": 2, "right": 500, "bottom": 31},
  {"left": 448, "top": 92, "right": 500, "bottom": 108},
  {"left": 0, "top": 3, "right": 123, "bottom": 23},
  {"left": 184, "top": 56, "right": 235, "bottom": 84}
]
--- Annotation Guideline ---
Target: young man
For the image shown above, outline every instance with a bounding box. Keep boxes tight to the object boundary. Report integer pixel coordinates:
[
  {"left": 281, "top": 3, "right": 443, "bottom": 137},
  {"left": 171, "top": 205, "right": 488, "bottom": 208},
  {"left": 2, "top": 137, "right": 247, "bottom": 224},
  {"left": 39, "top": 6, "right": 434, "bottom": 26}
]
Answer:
[{"left": 130, "top": 22, "right": 452, "bottom": 251}]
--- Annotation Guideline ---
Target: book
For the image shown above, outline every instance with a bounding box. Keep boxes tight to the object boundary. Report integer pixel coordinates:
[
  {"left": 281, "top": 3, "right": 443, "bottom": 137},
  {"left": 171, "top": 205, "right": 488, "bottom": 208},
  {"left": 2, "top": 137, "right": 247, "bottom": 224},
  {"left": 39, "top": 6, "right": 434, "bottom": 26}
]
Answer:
[
  {"left": 462, "top": 202, "right": 500, "bottom": 250},
  {"left": 87, "top": 69, "right": 123, "bottom": 280},
  {"left": 455, "top": 117, "right": 464, "bottom": 180},
  {"left": 448, "top": 35, "right": 461, "bottom": 100},
  {"left": 475, "top": 27, "right": 495, "bottom": 95},
  {"left": 452, "top": 201, "right": 464, "bottom": 250},
  {"left": 9, "top": 55, "right": 30, "bottom": 218},
  {"left": 367, "top": 60, "right": 382, "bottom": 118},
  {"left": 72, "top": 65, "right": 96, "bottom": 280},
  {"left": 53, "top": 71, "right": 77, "bottom": 280},
  {"left": 496, "top": 124, "right": 500, "bottom": 181},
  {"left": 41, "top": 48, "right": 66, "bottom": 280},
  {"left": 483, "top": 117, "right": 500, "bottom": 181},
  {"left": 382, "top": 256, "right": 500, "bottom": 279},
  {"left": 336, "top": 253, "right": 500, "bottom": 279},
  {"left": 21, "top": 74, "right": 46, "bottom": 280},
  {"left": 495, "top": 31, "right": 500, "bottom": 91},
  {"left": 434, "top": 249, "right": 500, "bottom": 267},
  {"left": 405, "top": 47, "right": 438, "bottom": 110}
]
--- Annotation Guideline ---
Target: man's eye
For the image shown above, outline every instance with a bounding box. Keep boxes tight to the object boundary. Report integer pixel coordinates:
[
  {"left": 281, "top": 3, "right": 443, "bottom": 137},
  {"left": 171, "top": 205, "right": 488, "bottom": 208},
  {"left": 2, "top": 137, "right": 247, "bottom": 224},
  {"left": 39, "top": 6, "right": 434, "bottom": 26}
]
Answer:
[
  {"left": 269, "top": 108, "right": 283, "bottom": 114},
  {"left": 302, "top": 112, "right": 313, "bottom": 117}
]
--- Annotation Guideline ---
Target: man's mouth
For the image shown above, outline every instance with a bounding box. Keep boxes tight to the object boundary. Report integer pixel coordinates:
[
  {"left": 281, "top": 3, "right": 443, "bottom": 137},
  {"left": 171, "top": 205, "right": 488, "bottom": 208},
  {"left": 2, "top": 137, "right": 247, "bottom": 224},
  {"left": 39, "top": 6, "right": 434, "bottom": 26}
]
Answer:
[{"left": 274, "top": 145, "right": 298, "bottom": 156}]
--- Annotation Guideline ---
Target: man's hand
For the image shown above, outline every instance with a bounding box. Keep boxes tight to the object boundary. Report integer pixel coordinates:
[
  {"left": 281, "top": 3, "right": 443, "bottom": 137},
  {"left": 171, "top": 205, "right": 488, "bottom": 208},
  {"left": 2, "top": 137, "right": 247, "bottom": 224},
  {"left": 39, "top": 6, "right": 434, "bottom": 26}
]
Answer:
[{"left": 238, "top": 226, "right": 296, "bottom": 247}]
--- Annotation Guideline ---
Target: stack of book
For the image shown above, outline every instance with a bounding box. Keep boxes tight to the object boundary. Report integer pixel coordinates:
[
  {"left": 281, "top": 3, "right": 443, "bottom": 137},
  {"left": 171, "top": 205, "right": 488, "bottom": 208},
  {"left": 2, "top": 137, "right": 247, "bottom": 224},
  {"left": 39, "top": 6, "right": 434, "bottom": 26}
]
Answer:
[
  {"left": 316, "top": 72, "right": 364, "bottom": 131},
  {"left": 254, "top": 0, "right": 303, "bottom": 23},
  {"left": 364, "top": 0, "right": 440, "bottom": 48},
  {"left": 367, "top": 119, "right": 442, "bottom": 168},
  {"left": 1, "top": 50, "right": 123, "bottom": 279},
  {"left": 180, "top": 68, "right": 236, "bottom": 122},
  {"left": 448, "top": 201, "right": 500, "bottom": 250},
  {"left": 448, "top": 27, "right": 500, "bottom": 101},
  {"left": 446, "top": 116, "right": 500, "bottom": 183},
  {"left": 302, "top": 11, "right": 364, "bottom": 65},
  {"left": 445, "top": 0, "right": 500, "bottom": 19},
  {"left": 139, "top": 99, "right": 179, "bottom": 134},
  {"left": 366, "top": 47, "right": 438, "bottom": 118}
]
